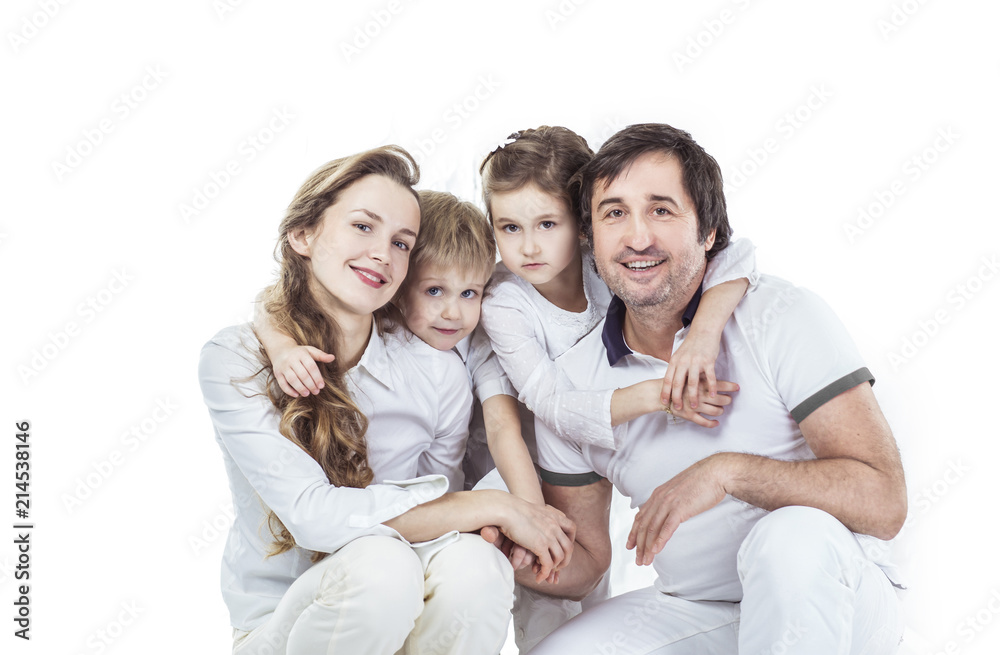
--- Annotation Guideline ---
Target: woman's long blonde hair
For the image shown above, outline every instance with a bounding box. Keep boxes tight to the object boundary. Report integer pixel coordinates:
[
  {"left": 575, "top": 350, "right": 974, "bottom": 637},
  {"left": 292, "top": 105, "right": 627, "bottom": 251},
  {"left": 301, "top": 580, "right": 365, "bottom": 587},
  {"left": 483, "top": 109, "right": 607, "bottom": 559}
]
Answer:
[{"left": 256, "top": 145, "right": 419, "bottom": 559}]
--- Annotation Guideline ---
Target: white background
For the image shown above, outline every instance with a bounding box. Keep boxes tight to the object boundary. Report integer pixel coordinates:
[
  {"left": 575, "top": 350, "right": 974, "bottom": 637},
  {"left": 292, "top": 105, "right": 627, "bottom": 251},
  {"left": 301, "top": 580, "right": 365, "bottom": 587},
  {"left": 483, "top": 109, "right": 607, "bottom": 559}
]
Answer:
[{"left": 2, "top": 1, "right": 998, "bottom": 653}]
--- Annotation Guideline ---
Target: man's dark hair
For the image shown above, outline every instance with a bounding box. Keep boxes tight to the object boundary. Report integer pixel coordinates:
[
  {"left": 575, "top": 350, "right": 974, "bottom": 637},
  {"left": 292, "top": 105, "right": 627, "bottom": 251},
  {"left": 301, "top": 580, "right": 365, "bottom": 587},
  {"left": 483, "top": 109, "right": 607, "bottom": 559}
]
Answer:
[{"left": 573, "top": 123, "right": 732, "bottom": 259}]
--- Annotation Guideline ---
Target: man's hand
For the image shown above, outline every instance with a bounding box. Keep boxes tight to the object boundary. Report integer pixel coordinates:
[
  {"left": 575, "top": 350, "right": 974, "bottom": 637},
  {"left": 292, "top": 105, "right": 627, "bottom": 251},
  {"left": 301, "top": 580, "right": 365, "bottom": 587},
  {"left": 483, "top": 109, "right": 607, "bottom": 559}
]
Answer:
[{"left": 626, "top": 454, "right": 728, "bottom": 566}]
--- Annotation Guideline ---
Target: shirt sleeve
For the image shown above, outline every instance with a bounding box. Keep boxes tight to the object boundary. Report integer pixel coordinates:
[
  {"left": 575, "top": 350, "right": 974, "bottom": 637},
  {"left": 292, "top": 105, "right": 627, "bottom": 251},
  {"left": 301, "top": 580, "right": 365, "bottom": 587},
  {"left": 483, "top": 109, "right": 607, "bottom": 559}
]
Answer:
[
  {"left": 753, "top": 285, "right": 873, "bottom": 422},
  {"left": 416, "top": 349, "right": 474, "bottom": 492},
  {"left": 704, "top": 237, "right": 759, "bottom": 291},
  {"left": 465, "top": 325, "right": 516, "bottom": 403},
  {"left": 481, "top": 283, "right": 620, "bottom": 450},
  {"left": 199, "top": 333, "right": 449, "bottom": 554}
]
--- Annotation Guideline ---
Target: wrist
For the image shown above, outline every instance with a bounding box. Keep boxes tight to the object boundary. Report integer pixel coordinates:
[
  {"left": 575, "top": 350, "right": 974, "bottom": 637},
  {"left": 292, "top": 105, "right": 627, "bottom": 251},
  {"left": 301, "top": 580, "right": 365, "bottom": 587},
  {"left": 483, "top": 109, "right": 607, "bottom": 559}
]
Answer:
[{"left": 710, "top": 452, "right": 738, "bottom": 495}]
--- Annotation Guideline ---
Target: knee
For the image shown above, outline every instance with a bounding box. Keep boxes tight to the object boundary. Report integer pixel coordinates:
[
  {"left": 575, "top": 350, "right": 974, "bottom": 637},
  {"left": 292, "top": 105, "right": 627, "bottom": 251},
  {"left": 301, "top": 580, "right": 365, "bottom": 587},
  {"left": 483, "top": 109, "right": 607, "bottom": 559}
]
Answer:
[
  {"left": 318, "top": 536, "right": 423, "bottom": 609},
  {"left": 428, "top": 534, "right": 514, "bottom": 609},
  {"left": 738, "top": 506, "right": 858, "bottom": 584}
]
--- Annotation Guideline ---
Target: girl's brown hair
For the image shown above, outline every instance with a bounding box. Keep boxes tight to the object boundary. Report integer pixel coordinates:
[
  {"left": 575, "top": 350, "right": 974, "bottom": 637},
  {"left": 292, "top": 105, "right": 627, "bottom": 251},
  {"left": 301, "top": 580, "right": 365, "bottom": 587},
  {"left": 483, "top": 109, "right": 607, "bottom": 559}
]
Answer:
[{"left": 479, "top": 126, "right": 594, "bottom": 225}]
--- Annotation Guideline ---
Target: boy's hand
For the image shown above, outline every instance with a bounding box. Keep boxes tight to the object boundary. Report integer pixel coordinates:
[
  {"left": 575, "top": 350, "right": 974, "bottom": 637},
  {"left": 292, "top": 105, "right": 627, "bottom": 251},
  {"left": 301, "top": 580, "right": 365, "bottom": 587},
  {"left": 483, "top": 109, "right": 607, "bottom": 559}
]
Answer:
[
  {"left": 660, "top": 329, "right": 721, "bottom": 412},
  {"left": 272, "top": 345, "right": 335, "bottom": 397}
]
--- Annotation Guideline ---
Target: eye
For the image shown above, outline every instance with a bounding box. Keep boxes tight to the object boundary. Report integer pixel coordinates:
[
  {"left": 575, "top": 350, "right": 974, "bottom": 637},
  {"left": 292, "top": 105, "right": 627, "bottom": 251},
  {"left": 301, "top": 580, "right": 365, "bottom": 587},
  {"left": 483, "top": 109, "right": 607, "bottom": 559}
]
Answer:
[
  {"left": 500, "top": 224, "right": 520, "bottom": 234},
  {"left": 426, "top": 287, "right": 443, "bottom": 297},
  {"left": 460, "top": 289, "right": 478, "bottom": 299},
  {"left": 606, "top": 209, "right": 624, "bottom": 219},
  {"left": 653, "top": 207, "right": 671, "bottom": 217},
  {"left": 354, "top": 223, "right": 373, "bottom": 232},
  {"left": 539, "top": 220, "right": 556, "bottom": 230},
  {"left": 393, "top": 240, "right": 410, "bottom": 251}
]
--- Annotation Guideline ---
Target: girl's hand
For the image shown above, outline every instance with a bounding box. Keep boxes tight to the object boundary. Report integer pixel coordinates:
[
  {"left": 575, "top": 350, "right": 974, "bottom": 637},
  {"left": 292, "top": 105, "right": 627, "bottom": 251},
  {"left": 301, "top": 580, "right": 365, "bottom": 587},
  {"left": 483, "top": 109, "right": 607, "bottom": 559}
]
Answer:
[
  {"left": 660, "top": 329, "right": 721, "bottom": 413},
  {"left": 663, "top": 379, "right": 739, "bottom": 428},
  {"left": 272, "top": 345, "right": 335, "bottom": 397}
]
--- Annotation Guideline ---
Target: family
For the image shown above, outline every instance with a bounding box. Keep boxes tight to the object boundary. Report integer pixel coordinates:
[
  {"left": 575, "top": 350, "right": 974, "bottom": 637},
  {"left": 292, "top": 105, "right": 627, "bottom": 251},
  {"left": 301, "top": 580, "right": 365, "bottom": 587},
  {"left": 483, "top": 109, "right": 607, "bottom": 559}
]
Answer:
[{"left": 198, "top": 123, "right": 907, "bottom": 654}]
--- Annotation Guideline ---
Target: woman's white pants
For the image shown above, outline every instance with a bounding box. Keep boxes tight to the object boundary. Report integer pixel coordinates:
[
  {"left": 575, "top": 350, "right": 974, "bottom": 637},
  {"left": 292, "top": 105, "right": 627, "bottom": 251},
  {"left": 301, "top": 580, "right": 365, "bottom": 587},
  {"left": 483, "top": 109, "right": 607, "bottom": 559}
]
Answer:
[{"left": 232, "top": 533, "right": 514, "bottom": 655}]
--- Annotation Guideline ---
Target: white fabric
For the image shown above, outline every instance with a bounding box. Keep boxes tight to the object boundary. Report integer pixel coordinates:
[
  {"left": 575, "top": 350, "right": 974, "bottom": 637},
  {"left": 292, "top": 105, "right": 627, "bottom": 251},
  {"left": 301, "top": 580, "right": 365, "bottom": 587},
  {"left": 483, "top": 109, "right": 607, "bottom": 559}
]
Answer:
[
  {"left": 481, "top": 239, "right": 758, "bottom": 450},
  {"left": 199, "top": 323, "right": 473, "bottom": 631},
  {"left": 531, "top": 507, "right": 902, "bottom": 655},
  {"left": 231, "top": 534, "right": 515, "bottom": 655},
  {"left": 536, "top": 273, "right": 901, "bottom": 599}
]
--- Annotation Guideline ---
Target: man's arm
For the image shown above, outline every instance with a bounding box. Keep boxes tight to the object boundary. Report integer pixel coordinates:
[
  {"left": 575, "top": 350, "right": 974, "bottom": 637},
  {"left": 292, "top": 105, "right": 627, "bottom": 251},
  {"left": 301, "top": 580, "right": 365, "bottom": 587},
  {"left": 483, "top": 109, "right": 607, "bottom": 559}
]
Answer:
[
  {"left": 515, "top": 478, "right": 613, "bottom": 602},
  {"left": 629, "top": 382, "right": 907, "bottom": 565},
  {"left": 722, "top": 381, "right": 906, "bottom": 538}
]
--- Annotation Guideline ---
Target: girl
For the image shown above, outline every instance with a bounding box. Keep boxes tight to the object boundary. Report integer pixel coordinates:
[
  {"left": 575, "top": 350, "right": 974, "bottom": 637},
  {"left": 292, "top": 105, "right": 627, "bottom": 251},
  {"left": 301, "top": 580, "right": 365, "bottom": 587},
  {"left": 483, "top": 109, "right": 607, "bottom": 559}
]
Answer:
[
  {"left": 478, "top": 126, "right": 757, "bottom": 452},
  {"left": 198, "top": 146, "right": 574, "bottom": 655},
  {"left": 476, "top": 126, "right": 756, "bottom": 653}
]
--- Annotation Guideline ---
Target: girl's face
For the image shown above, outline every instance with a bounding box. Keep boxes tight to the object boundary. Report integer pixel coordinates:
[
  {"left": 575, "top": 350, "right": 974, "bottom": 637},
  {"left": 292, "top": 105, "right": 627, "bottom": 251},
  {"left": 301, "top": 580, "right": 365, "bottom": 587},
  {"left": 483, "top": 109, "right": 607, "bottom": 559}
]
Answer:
[
  {"left": 491, "top": 183, "right": 581, "bottom": 289},
  {"left": 291, "top": 174, "right": 420, "bottom": 321}
]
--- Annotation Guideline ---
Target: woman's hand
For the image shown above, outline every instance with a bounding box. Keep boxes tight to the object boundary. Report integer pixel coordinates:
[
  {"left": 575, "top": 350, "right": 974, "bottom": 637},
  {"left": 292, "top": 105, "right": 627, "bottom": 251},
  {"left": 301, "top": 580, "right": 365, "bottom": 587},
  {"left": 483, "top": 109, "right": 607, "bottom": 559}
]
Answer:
[
  {"left": 481, "top": 499, "right": 576, "bottom": 583},
  {"left": 271, "top": 345, "right": 335, "bottom": 397}
]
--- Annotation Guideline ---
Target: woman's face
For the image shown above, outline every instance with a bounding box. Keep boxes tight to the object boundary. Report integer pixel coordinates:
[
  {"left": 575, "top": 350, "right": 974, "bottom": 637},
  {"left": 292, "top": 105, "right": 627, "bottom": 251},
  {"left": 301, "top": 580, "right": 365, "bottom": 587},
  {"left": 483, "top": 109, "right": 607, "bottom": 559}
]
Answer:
[{"left": 295, "top": 175, "right": 420, "bottom": 321}]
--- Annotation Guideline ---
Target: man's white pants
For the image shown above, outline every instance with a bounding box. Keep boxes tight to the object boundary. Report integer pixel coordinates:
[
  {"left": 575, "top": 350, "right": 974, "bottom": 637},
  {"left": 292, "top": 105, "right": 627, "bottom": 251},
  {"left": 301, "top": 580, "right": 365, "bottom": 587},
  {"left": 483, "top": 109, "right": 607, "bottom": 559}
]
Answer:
[
  {"left": 231, "top": 533, "right": 515, "bottom": 655},
  {"left": 530, "top": 506, "right": 903, "bottom": 655}
]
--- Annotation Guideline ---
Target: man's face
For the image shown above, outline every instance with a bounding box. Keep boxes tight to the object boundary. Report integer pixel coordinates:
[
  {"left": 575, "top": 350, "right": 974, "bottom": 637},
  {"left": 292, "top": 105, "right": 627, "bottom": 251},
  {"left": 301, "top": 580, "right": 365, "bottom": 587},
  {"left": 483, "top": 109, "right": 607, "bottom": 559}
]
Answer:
[{"left": 591, "top": 152, "right": 715, "bottom": 310}]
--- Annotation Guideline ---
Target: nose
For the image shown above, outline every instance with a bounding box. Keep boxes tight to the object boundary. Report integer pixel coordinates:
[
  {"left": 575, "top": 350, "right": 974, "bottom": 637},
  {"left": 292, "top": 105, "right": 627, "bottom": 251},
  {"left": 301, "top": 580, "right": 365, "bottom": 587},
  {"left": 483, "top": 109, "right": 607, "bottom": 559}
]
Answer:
[
  {"left": 623, "top": 214, "right": 653, "bottom": 252},
  {"left": 369, "top": 236, "right": 391, "bottom": 264},
  {"left": 441, "top": 296, "right": 460, "bottom": 320},
  {"left": 520, "top": 232, "right": 540, "bottom": 257}
]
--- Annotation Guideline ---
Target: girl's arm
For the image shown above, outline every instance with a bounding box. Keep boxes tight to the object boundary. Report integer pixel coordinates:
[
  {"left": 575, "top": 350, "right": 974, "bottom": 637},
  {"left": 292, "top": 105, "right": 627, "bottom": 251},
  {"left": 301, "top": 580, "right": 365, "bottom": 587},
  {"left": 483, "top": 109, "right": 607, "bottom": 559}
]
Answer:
[
  {"left": 253, "top": 292, "right": 334, "bottom": 397},
  {"left": 483, "top": 394, "right": 545, "bottom": 505}
]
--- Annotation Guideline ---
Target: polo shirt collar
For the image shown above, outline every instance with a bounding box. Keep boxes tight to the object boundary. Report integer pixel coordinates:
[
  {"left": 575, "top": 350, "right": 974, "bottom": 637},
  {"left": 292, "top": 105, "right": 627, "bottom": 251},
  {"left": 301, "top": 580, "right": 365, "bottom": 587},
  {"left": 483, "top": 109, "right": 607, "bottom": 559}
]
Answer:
[
  {"left": 602, "top": 284, "right": 704, "bottom": 366},
  {"left": 355, "top": 323, "right": 395, "bottom": 391}
]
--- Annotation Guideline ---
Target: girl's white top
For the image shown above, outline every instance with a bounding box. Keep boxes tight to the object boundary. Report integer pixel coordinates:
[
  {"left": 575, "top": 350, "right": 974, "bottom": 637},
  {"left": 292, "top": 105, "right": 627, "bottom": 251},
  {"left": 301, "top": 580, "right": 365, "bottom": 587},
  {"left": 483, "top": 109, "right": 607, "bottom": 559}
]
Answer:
[
  {"left": 198, "top": 323, "right": 472, "bottom": 631},
  {"left": 480, "top": 238, "right": 759, "bottom": 449}
]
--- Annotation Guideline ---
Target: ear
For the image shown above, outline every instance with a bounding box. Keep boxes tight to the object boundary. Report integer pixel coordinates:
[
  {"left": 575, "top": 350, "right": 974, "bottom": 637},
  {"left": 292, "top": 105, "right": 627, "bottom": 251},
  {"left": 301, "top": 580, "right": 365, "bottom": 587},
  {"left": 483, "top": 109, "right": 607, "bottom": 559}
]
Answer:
[
  {"left": 703, "top": 228, "right": 716, "bottom": 253},
  {"left": 287, "top": 226, "right": 314, "bottom": 258}
]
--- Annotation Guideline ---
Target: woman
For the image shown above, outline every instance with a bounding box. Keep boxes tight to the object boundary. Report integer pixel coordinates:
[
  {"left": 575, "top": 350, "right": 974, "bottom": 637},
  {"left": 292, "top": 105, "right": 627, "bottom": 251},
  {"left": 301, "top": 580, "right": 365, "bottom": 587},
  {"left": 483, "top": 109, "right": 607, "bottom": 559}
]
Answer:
[{"left": 198, "top": 145, "right": 575, "bottom": 654}]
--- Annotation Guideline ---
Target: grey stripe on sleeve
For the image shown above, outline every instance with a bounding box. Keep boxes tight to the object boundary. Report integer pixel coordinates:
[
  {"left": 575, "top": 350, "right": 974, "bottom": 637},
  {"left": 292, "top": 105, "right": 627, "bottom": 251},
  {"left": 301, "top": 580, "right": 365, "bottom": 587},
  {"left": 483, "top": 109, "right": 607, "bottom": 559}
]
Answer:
[
  {"left": 539, "top": 469, "right": 605, "bottom": 487},
  {"left": 790, "top": 367, "right": 875, "bottom": 424}
]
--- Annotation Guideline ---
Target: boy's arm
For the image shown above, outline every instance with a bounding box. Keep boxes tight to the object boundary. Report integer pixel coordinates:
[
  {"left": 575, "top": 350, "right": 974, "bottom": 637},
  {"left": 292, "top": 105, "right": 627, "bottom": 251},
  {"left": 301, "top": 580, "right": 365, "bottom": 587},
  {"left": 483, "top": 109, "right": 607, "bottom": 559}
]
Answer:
[
  {"left": 483, "top": 394, "right": 545, "bottom": 505},
  {"left": 252, "top": 293, "right": 333, "bottom": 397}
]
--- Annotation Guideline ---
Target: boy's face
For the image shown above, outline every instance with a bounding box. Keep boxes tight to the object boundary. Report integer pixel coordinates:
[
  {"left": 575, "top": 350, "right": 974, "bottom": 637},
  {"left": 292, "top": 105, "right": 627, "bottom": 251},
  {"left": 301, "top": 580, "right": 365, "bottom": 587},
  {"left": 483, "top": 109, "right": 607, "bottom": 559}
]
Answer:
[{"left": 399, "top": 261, "right": 490, "bottom": 351}]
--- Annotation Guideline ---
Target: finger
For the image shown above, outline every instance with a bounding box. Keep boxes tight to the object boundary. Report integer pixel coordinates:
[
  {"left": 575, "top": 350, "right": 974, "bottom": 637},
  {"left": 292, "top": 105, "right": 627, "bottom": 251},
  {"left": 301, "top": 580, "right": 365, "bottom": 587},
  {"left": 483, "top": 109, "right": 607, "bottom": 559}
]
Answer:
[
  {"left": 300, "top": 358, "right": 326, "bottom": 393},
  {"left": 276, "top": 374, "right": 299, "bottom": 398},
  {"left": 687, "top": 368, "right": 701, "bottom": 409},
  {"left": 480, "top": 525, "right": 500, "bottom": 545},
  {"left": 648, "top": 516, "right": 681, "bottom": 565},
  {"left": 290, "top": 361, "right": 320, "bottom": 395},
  {"left": 671, "top": 370, "right": 686, "bottom": 415},
  {"left": 510, "top": 546, "right": 527, "bottom": 570},
  {"left": 304, "top": 346, "right": 336, "bottom": 363},
  {"left": 660, "top": 374, "right": 673, "bottom": 405},
  {"left": 704, "top": 367, "right": 718, "bottom": 398},
  {"left": 534, "top": 551, "right": 554, "bottom": 583},
  {"left": 681, "top": 411, "right": 720, "bottom": 429},
  {"left": 284, "top": 369, "right": 311, "bottom": 397},
  {"left": 714, "top": 380, "right": 740, "bottom": 393}
]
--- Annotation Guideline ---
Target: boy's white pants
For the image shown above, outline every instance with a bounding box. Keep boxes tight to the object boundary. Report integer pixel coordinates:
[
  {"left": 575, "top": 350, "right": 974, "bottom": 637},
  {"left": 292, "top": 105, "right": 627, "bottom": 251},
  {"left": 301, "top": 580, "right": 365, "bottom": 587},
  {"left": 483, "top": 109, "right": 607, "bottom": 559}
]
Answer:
[
  {"left": 530, "top": 506, "right": 903, "bottom": 655},
  {"left": 231, "top": 533, "right": 514, "bottom": 655}
]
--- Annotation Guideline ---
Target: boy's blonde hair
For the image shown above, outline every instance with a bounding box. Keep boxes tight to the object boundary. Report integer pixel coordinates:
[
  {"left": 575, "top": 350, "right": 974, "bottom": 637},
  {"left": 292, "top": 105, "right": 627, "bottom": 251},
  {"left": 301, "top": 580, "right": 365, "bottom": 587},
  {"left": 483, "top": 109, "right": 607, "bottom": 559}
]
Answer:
[{"left": 397, "top": 190, "right": 496, "bottom": 299}]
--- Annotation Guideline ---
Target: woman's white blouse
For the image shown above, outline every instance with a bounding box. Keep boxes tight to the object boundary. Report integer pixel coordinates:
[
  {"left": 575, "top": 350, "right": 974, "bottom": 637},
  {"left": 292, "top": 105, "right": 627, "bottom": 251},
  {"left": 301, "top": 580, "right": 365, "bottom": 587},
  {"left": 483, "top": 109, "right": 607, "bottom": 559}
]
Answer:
[
  {"left": 480, "top": 239, "right": 759, "bottom": 450},
  {"left": 198, "top": 323, "right": 472, "bottom": 631}
]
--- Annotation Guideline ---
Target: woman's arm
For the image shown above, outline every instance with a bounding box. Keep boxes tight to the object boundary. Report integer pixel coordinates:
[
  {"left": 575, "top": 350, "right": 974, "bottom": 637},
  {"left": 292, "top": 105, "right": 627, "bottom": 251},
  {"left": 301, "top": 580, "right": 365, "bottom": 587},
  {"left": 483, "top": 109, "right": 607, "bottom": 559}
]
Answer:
[
  {"left": 199, "top": 329, "right": 442, "bottom": 553},
  {"left": 384, "top": 488, "right": 575, "bottom": 582}
]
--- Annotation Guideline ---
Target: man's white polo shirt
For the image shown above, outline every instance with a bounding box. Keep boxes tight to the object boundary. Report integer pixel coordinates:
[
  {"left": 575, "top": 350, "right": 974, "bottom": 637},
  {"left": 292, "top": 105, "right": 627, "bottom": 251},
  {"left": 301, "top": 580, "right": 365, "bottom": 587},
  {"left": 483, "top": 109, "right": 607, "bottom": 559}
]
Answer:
[{"left": 537, "top": 274, "right": 898, "bottom": 602}]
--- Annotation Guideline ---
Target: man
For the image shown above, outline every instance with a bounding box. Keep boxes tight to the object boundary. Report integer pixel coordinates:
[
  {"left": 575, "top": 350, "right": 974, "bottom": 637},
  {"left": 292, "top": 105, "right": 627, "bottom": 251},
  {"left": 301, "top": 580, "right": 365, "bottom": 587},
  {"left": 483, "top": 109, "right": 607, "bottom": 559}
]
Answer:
[{"left": 520, "top": 123, "right": 907, "bottom": 654}]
